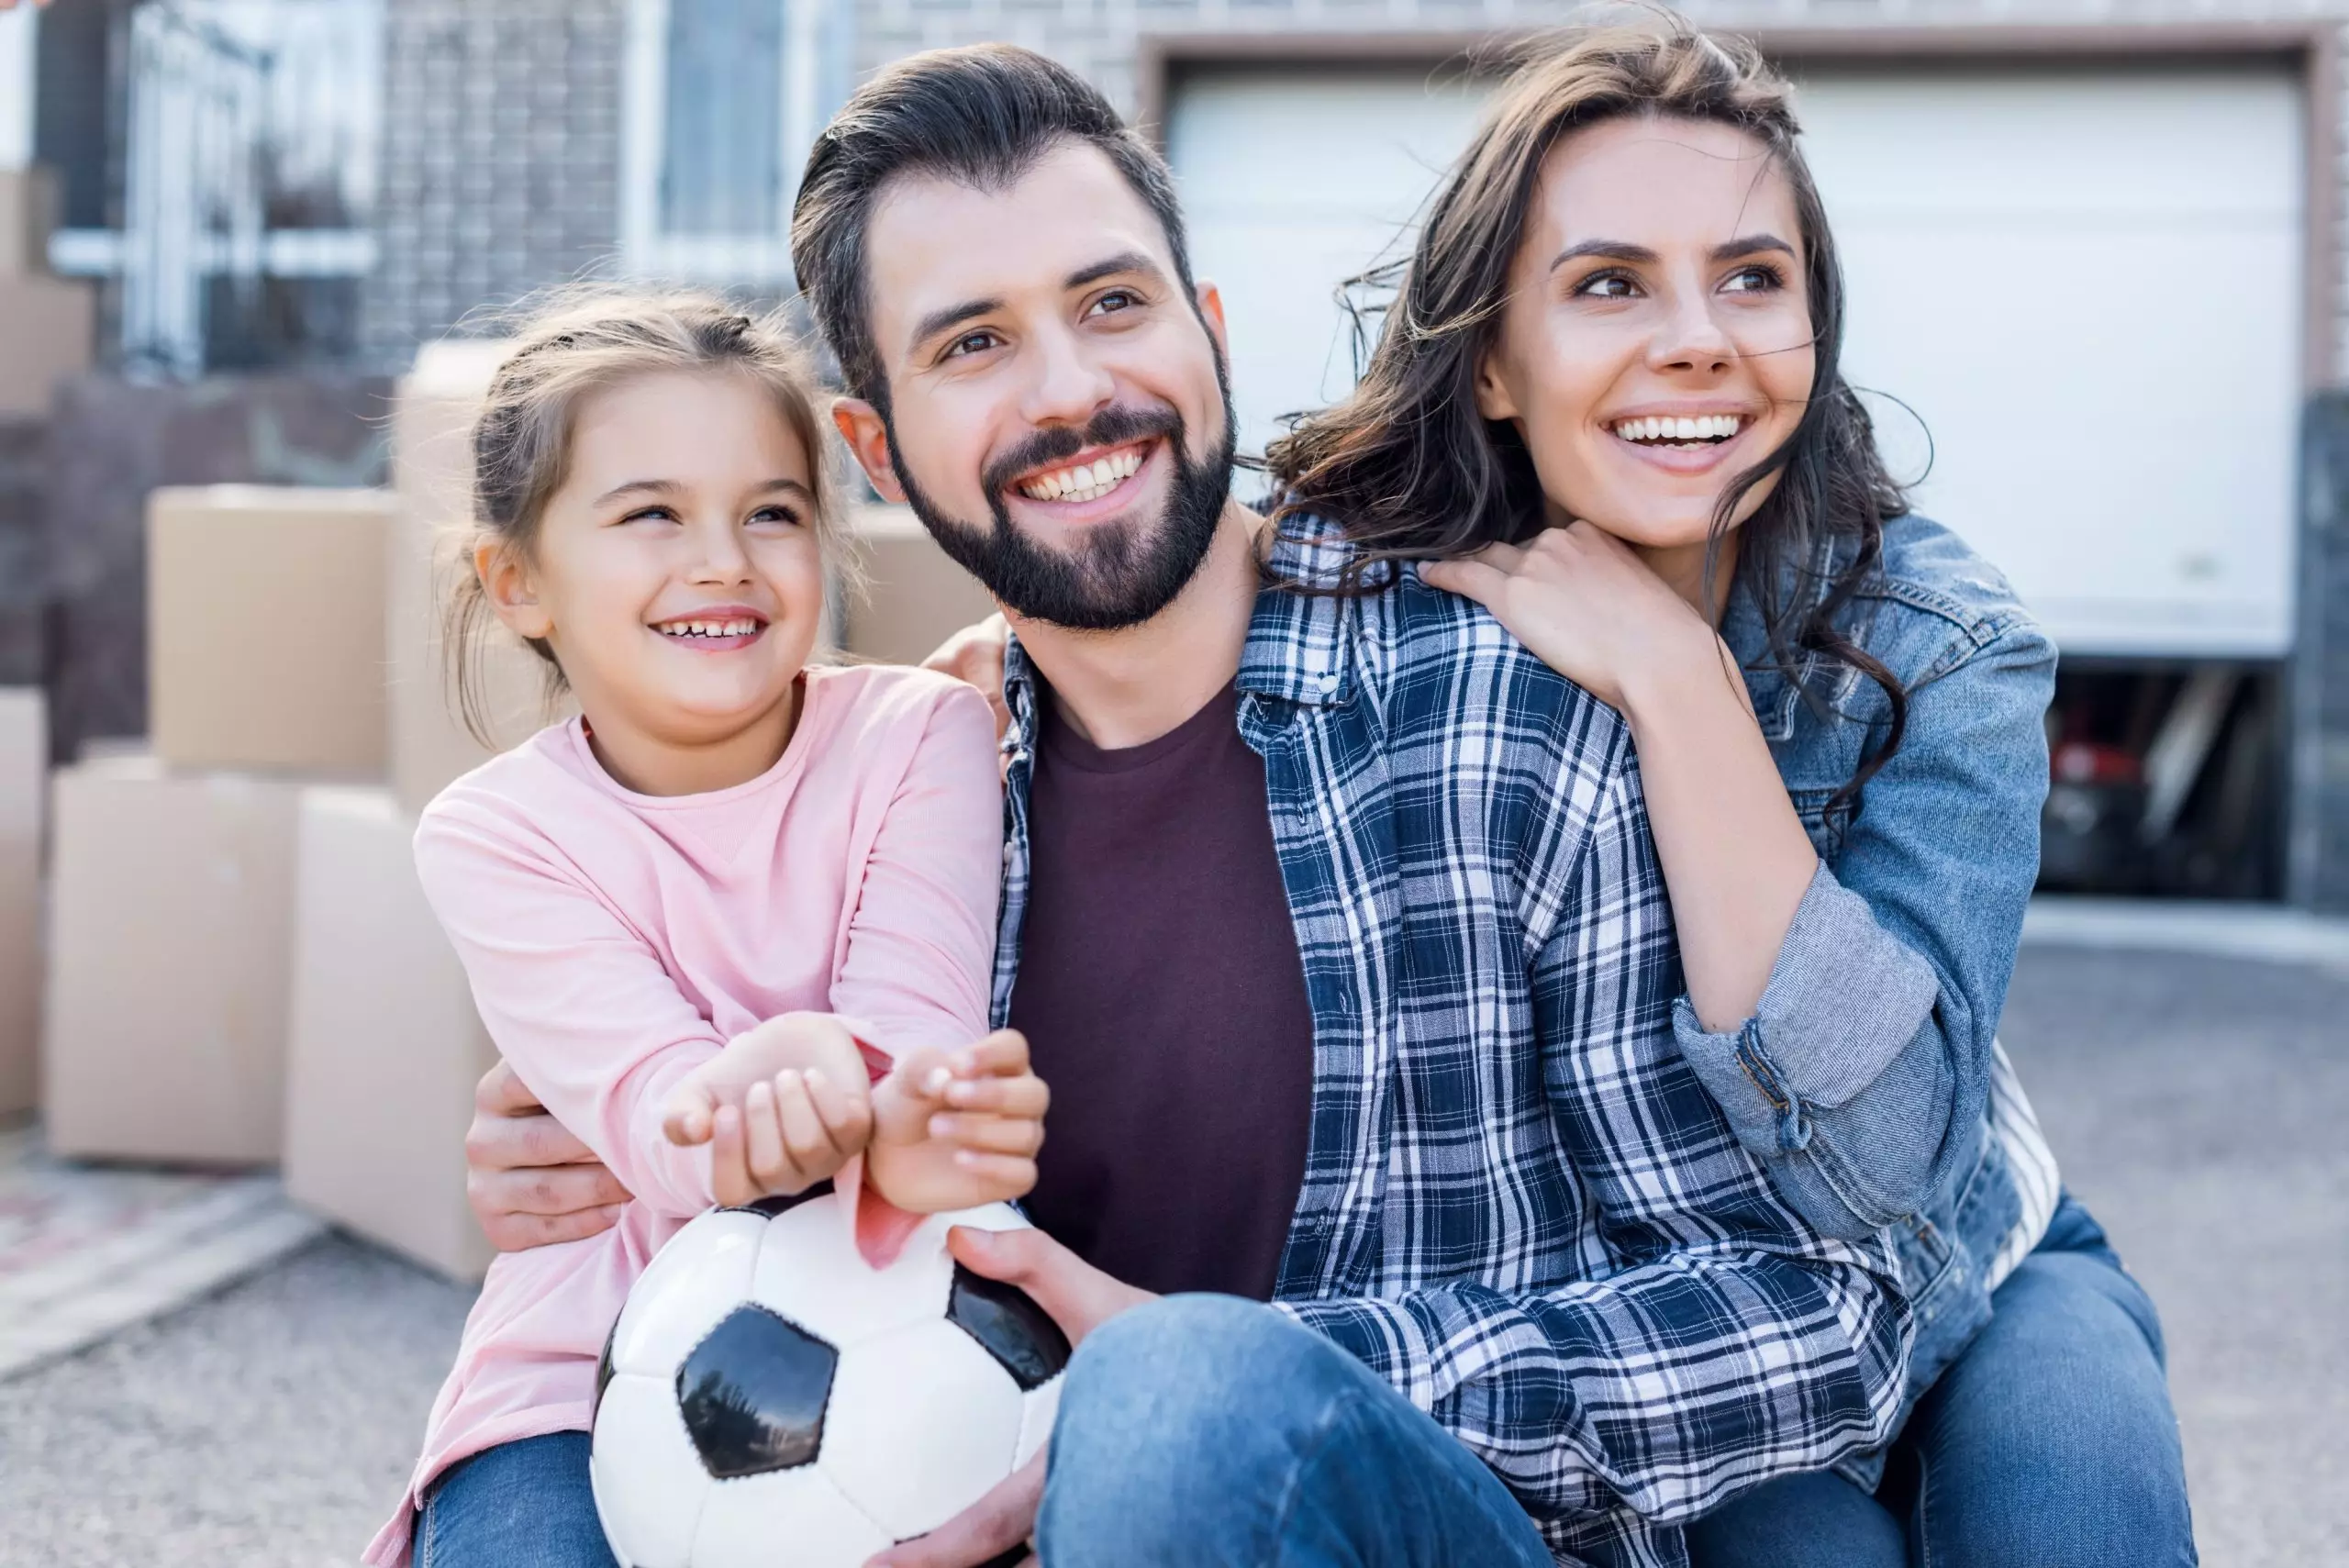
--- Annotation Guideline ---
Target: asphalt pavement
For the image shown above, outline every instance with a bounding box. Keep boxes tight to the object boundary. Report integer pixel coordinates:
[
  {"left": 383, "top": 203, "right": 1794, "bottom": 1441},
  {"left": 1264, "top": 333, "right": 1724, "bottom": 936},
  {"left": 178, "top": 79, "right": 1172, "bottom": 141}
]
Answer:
[{"left": 0, "top": 940, "right": 2340, "bottom": 1566}]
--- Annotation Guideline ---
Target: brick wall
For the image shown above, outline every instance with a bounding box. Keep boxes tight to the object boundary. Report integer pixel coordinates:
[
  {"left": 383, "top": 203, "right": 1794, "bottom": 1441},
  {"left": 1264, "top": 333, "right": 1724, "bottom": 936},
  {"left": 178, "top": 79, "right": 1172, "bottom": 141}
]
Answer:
[{"left": 364, "top": 0, "right": 628, "bottom": 361}]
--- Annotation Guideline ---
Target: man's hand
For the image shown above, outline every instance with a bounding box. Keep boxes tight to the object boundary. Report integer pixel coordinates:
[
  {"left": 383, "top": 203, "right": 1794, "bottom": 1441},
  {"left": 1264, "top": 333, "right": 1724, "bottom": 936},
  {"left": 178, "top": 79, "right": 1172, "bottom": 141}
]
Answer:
[
  {"left": 920, "top": 614, "right": 1011, "bottom": 740},
  {"left": 465, "top": 1060, "right": 632, "bottom": 1251},
  {"left": 866, "top": 1226, "right": 1153, "bottom": 1567}
]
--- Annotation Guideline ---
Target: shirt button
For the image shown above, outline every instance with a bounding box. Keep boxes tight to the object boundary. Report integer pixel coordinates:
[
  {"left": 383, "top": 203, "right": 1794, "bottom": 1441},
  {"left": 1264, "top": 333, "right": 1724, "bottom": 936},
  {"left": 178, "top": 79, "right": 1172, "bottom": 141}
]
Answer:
[{"left": 1002, "top": 842, "right": 1015, "bottom": 866}]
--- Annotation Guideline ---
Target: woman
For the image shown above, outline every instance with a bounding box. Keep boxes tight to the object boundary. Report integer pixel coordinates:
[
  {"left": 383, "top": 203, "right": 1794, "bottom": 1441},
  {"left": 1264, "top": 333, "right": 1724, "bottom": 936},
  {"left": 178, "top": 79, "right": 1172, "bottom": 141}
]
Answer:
[{"left": 1267, "top": 20, "right": 2194, "bottom": 1566}]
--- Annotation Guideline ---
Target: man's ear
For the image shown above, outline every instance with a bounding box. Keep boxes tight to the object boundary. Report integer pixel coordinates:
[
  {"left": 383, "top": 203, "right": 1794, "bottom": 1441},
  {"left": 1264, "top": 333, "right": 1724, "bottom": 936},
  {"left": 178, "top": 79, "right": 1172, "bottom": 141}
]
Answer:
[
  {"left": 1194, "top": 280, "right": 1230, "bottom": 362},
  {"left": 474, "top": 539, "right": 553, "bottom": 642},
  {"left": 831, "top": 396, "right": 907, "bottom": 504},
  {"left": 1472, "top": 349, "right": 1520, "bottom": 424}
]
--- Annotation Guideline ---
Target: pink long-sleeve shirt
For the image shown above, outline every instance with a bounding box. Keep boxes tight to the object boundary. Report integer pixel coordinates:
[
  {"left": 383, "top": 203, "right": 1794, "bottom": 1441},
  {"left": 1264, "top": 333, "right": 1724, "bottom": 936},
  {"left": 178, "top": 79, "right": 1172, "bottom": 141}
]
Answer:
[{"left": 363, "top": 665, "right": 1003, "bottom": 1566}]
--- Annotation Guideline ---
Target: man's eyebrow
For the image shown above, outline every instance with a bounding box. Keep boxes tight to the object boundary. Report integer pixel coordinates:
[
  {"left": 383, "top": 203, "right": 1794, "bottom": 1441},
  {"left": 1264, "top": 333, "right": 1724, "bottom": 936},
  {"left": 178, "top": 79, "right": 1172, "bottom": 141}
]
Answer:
[
  {"left": 1547, "top": 234, "right": 1799, "bottom": 272},
  {"left": 909, "top": 295, "right": 1005, "bottom": 353},
  {"left": 1066, "top": 250, "right": 1167, "bottom": 290}
]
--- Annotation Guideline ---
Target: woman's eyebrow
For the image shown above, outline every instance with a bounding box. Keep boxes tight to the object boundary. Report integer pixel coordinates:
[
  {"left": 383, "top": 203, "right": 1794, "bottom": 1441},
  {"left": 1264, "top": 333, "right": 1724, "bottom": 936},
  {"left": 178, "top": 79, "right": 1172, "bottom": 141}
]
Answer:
[
  {"left": 1711, "top": 233, "right": 1798, "bottom": 261},
  {"left": 1547, "top": 233, "right": 1798, "bottom": 272}
]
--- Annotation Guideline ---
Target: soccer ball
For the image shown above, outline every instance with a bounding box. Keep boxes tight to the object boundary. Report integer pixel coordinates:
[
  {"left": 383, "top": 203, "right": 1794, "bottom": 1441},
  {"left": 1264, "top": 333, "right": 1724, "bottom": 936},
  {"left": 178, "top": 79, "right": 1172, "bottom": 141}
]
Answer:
[{"left": 590, "top": 1188, "right": 1071, "bottom": 1568}]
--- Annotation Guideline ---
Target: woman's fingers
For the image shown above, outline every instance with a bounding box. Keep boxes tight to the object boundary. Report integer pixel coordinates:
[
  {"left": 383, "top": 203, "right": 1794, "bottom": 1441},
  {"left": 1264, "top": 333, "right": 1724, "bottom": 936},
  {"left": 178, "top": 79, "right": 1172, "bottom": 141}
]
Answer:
[
  {"left": 927, "top": 1112, "right": 1046, "bottom": 1157},
  {"left": 1419, "top": 555, "right": 1514, "bottom": 609}
]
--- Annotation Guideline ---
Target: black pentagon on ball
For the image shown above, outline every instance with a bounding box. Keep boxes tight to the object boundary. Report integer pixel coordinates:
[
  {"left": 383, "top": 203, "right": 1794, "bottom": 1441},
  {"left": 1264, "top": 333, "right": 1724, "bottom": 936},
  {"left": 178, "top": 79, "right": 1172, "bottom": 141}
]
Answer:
[
  {"left": 676, "top": 1304, "right": 840, "bottom": 1478},
  {"left": 594, "top": 1313, "right": 620, "bottom": 1419},
  {"left": 719, "top": 1176, "right": 835, "bottom": 1219},
  {"left": 947, "top": 1263, "right": 1072, "bottom": 1392}
]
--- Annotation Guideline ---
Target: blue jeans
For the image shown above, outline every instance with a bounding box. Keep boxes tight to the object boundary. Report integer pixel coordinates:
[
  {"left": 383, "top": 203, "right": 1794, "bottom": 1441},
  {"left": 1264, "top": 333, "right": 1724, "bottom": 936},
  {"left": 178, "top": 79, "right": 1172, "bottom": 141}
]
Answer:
[
  {"left": 418, "top": 1430, "right": 616, "bottom": 1568},
  {"left": 1039, "top": 1293, "right": 1554, "bottom": 1567},
  {"left": 1686, "top": 1196, "right": 2196, "bottom": 1568}
]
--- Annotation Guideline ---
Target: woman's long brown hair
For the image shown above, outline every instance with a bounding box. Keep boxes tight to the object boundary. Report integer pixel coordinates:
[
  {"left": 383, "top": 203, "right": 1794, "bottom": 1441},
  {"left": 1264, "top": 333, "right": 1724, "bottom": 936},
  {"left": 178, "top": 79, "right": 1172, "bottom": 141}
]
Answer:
[{"left": 1266, "top": 18, "right": 1911, "bottom": 822}]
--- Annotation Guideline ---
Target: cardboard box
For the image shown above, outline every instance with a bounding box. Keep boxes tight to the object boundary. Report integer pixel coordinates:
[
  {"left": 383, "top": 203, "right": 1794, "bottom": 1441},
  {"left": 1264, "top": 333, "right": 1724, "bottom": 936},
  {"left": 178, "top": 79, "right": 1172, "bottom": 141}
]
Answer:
[
  {"left": 0, "top": 688, "right": 40, "bottom": 1117},
  {"left": 42, "top": 757, "right": 300, "bottom": 1163},
  {"left": 0, "top": 167, "right": 59, "bottom": 279},
  {"left": 149, "top": 486, "right": 395, "bottom": 775},
  {"left": 284, "top": 786, "right": 494, "bottom": 1281},
  {"left": 841, "top": 506, "right": 996, "bottom": 667},
  {"left": 388, "top": 339, "right": 563, "bottom": 815},
  {"left": 0, "top": 272, "right": 94, "bottom": 418}
]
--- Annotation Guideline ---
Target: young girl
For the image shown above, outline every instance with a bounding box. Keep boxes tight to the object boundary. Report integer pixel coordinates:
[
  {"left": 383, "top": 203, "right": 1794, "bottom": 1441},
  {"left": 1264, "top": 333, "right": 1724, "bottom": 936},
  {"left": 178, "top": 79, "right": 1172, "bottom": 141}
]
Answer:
[
  {"left": 362, "top": 292, "right": 1044, "bottom": 1568},
  {"left": 1268, "top": 23, "right": 2193, "bottom": 1567}
]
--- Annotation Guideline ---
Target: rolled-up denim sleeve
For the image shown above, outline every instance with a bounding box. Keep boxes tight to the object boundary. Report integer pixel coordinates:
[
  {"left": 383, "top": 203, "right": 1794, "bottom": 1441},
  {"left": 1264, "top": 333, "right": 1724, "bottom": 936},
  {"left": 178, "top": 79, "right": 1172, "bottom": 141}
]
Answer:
[{"left": 1674, "top": 617, "right": 2055, "bottom": 1239}]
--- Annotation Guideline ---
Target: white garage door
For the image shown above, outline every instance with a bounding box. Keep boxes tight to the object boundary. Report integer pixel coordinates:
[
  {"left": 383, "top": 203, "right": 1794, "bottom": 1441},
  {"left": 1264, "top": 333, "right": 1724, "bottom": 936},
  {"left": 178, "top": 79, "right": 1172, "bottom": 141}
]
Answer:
[{"left": 1166, "top": 62, "right": 2305, "bottom": 657}]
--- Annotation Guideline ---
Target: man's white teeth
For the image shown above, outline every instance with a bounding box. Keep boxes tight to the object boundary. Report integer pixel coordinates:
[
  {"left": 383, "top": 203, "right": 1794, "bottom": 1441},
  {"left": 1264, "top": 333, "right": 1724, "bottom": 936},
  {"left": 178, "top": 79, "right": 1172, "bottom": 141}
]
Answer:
[
  {"left": 658, "top": 617, "right": 760, "bottom": 639},
  {"left": 1613, "top": 414, "right": 1744, "bottom": 445},
  {"left": 1019, "top": 447, "right": 1145, "bottom": 503}
]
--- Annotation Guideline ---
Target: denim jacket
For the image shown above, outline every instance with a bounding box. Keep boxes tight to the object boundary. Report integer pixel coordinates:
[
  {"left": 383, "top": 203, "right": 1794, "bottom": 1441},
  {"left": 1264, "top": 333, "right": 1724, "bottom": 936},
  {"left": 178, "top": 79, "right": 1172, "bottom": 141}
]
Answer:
[{"left": 1671, "top": 513, "right": 2058, "bottom": 1467}]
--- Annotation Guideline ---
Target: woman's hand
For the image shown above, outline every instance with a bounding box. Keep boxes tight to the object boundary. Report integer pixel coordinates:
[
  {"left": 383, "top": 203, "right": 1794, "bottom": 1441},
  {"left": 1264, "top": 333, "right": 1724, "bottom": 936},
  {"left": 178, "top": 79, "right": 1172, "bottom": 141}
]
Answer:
[
  {"left": 921, "top": 614, "right": 1011, "bottom": 740},
  {"left": 1419, "top": 523, "right": 1721, "bottom": 717}
]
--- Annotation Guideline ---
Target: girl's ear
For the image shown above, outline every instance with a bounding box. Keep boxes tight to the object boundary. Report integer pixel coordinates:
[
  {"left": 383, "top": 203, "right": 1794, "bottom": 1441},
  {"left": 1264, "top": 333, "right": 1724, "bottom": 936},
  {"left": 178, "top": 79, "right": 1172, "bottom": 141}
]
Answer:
[
  {"left": 831, "top": 397, "right": 906, "bottom": 504},
  {"left": 1473, "top": 349, "right": 1520, "bottom": 424},
  {"left": 475, "top": 539, "right": 554, "bottom": 642}
]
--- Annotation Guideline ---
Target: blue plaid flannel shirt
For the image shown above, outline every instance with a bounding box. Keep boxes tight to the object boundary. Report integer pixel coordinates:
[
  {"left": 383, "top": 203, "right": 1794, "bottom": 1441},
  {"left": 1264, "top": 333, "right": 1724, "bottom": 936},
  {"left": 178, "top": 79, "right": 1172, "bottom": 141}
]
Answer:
[{"left": 991, "top": 527, "right": 1910, "bottom": 1568}]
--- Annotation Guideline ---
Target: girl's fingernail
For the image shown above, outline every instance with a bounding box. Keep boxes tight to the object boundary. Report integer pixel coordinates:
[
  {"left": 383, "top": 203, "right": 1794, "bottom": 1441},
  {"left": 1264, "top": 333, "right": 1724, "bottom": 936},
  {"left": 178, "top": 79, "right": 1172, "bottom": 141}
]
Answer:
[
  {"left": 954, "top": 1149, "right": 979, "bottom": 1167},
  {"left": 804, "top": 1069, "right": 826, "bottom": 1089},
  {"left": 924, "top": 1067, "right": 952, "bottom": 1095},
  {"left": 929, "top": 1114, "right": 952, "bottom": 1139}
]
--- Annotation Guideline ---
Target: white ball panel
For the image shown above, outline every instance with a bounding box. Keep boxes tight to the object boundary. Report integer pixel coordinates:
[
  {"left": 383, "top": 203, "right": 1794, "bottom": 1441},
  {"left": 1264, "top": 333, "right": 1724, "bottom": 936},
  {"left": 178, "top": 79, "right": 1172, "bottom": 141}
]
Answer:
[
  {"left": 747, "top": 1195, "right": 952, "bottom": 1351},
  {"left": 935, "top": 1200, "right": 1031, "bottom": 1237},
  {"left": 822, "top": 1319, "right": 1024, "bottom": 1540},
  {"left": 611, "top": 1209, "right": 769, "bottom": 1377},
  {"left": 1013, "top": 1374, "right": 1062, "bottom": 1471},
  {"left": 691, "top": 1465, "right": 893, "bottom": 1568},
  {"left": 590, "top": 1373, "right": 713, "bottom": 1568}
]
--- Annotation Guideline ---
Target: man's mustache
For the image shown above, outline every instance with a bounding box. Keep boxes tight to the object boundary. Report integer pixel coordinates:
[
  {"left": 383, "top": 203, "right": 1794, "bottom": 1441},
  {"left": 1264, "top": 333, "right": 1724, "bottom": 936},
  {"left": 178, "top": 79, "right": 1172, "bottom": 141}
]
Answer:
[{"left": 982, "top": 406, "right": 1185, "bottom": 500}]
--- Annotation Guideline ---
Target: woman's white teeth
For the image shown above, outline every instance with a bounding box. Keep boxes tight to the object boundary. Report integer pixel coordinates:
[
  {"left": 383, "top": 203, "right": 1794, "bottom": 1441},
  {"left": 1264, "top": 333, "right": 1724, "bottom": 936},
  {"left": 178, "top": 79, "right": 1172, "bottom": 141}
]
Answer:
[
  {"left": 1613, "top": 414, "right": 1744, "bottom": 445},
  {"left": 659, "top": 618, "right": 760, "bottom": 639},
  {"left": 1020, "top": 447, "right": 1144, "bottom": 503}
]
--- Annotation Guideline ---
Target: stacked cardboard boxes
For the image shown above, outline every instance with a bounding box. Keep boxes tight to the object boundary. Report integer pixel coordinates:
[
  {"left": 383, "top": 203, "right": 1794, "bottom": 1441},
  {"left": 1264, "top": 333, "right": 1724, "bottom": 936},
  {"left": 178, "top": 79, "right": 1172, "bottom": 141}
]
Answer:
[
  {"left": 0, "top": 688, "right": 39, "bottom": 1117},
  {"left": 0, "top": 168, "right": 95, "bottom": 418},
  {"left": 42, "top": 487, "right": 396, "bottom": 1164}
]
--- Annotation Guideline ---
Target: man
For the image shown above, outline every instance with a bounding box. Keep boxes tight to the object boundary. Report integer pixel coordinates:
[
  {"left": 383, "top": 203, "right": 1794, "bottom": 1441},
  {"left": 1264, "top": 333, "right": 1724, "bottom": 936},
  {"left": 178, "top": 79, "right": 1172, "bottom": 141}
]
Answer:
[{"left": 465, "top": 44, "right": 1907, "bottom": 1568}]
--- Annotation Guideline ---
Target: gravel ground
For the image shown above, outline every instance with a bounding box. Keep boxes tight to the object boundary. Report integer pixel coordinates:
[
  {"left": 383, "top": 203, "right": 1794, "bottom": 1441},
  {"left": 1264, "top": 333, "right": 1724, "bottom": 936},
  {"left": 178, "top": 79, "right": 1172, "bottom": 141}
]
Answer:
[{"left": 0, "top": 941, "right": 2341, "bottom": 1566}]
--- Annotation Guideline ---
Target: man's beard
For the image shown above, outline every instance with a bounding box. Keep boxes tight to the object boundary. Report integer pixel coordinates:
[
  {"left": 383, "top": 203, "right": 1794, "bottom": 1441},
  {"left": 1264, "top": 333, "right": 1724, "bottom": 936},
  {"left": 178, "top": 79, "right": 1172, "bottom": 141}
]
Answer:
[{"left": 887, "top": 387, "right": 1238, "bottom": 632}]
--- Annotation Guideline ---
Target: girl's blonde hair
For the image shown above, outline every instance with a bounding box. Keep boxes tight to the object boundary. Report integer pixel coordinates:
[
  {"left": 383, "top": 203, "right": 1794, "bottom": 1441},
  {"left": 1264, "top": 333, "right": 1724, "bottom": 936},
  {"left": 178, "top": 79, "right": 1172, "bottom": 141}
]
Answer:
[{"left": 445, "top": 286, "right": 842, "bottom": 747}]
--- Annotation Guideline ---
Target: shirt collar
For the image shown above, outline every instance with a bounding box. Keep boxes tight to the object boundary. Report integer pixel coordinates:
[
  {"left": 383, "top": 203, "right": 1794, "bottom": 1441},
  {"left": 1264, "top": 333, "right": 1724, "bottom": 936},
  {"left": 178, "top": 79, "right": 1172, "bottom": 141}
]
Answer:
[{"left": 997, "top": 519, "right": 1364, "bottom": 725}]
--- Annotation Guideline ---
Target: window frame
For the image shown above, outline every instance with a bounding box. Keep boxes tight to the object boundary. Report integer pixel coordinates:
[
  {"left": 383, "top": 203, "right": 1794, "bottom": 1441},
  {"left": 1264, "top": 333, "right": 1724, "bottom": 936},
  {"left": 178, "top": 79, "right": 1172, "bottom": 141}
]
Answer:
[{"left": 619, "top": 0, "right": 826, "bottom": 286}]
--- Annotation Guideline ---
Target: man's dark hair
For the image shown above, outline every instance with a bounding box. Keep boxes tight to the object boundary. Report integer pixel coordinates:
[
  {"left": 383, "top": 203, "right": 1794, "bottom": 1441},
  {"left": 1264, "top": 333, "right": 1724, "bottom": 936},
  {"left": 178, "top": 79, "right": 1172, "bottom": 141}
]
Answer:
[{"left": 790, "top": 44, "right": 1197, "bottom": 410}]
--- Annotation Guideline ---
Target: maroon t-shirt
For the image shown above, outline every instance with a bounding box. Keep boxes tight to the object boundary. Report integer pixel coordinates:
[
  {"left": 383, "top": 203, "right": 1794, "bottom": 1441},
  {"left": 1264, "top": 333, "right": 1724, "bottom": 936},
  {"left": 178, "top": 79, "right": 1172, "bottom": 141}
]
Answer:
[{"left": 1007, "top": 682, "right": 1316, "bottom": 1301}]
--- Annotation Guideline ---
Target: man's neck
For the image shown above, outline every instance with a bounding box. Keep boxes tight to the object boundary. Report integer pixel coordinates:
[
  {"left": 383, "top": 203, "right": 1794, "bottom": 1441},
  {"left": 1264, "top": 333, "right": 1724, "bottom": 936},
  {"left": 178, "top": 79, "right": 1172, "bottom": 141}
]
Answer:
[{"left": 1007, "top": 500, "right": 1263, "bottom": 751}]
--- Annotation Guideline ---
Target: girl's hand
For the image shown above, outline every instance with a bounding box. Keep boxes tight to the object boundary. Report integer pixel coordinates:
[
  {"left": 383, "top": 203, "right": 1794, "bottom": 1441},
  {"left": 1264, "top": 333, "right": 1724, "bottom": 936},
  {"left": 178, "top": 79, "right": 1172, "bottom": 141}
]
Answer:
[
  {"left": 1419, "top": 523, "right": 1720, "bottom": 717},
  {"left": 665, "top": 1014, "right": 877, "bottom": 1207},
  {"left": 867, "top": 1029, "right": 1049, "bottom": 1210}
]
